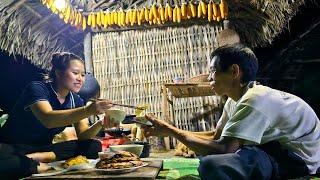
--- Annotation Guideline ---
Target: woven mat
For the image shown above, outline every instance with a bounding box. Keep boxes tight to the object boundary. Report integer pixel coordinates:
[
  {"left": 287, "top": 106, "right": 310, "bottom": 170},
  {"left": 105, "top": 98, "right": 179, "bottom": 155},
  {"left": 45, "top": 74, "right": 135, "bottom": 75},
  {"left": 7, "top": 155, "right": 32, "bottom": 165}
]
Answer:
[{"left": 156, "top": 158, "right": 200, "bottom": 180}]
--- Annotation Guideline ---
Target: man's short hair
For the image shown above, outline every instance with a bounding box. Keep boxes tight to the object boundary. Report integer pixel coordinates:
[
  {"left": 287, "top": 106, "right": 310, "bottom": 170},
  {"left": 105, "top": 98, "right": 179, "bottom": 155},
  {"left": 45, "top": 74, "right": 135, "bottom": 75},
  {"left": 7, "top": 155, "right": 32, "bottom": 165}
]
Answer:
[
  {"left": 216, "top": 29, "right": 241, "bottom": 47},
  {"left": 210, "top": 44, "right": 258, "bottom": 84}
]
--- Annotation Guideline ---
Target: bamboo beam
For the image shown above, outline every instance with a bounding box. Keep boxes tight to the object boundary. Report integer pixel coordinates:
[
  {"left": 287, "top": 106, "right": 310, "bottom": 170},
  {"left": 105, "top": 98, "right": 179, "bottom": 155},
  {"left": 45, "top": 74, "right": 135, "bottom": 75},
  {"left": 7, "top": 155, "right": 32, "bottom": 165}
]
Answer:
[
  {"left": 7, "top": 0, "right": 27, "bottom": 12},
  {"left": 52, "top": 25, "right": 70, "bottom": 39},
  {"left": 84, "top": 32, "right": 93, "bottom": 73}
]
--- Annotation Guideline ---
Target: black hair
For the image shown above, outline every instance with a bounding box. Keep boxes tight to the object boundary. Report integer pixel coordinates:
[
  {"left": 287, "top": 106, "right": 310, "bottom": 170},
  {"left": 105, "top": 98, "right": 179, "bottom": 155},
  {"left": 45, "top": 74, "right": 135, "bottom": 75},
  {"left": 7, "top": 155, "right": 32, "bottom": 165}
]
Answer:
[
  {"left": 210, "top": 44, "right": 258, "bottom": 84},
  {"left": 48, "top": 52, "right": 84, "bottom": 81}
]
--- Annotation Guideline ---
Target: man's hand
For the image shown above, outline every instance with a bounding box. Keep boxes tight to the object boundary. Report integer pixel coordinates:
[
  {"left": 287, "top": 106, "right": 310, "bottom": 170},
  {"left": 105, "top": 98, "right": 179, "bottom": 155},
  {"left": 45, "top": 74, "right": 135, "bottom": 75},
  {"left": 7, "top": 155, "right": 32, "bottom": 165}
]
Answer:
[
  {"left": 141, "top": 114, "right": 173, "bottom": 137},
  {"left": 174, "top": 141, "right": 196, "bottom": 158}
]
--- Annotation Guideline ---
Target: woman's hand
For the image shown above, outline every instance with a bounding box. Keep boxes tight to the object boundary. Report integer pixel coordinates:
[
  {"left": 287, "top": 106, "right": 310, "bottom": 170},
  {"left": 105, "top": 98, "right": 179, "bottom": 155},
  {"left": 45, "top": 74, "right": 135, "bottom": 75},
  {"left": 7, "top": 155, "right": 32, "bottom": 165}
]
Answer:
[
  {"left": 86, "top": 99, "right": 113, "bottom": 115},
  {"left": 141, "top": 114, "right": 173, "bottom": 137}
]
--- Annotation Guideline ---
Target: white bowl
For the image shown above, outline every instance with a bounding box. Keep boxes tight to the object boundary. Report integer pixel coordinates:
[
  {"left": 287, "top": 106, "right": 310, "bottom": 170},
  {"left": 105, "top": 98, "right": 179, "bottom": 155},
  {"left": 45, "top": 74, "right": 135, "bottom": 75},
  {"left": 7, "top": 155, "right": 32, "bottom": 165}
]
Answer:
[
  {"left": 109, "top": 144, "right": 144, "bottom": 157},
  {"left": 105, "top": 109, "right": 126, "bottom": 122}
]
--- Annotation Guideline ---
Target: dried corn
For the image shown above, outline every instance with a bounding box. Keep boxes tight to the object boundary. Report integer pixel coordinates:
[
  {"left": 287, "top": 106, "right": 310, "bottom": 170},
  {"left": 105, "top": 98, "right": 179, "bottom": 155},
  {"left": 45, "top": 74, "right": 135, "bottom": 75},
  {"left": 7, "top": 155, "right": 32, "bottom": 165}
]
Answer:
[
  {"left": 110, "top": 11, "right": 114, "bottom": 25},
  {"left": 201, "top": 1, "right": 207, "bottom": 16},
  {"left": 208, "top": 1, "right": 212, "bottom": 22},
  {"left": 88, "top": 12, "right": 92, "bottom": 26},
  {"left": 97, "top": 11, "right": 101, "bottom": 26},
  {"left": 113, "top": 11, "right": 118, "bottom": 25},
  {"left": 173, "top": 5, "right": 177, "bottom": 23},
  {"left": 186, "top": 3, "right": 192, "bottom": 19},
  {"left": 82, "top": 16, "right": 87, "bottom": 30},
  {"left": 189, "top": 2, "right": 196, "bottom": 18},
  {"left": 197, "top": 2, "right": 202, "bottom": 18},
  {"left": 167, "top": 4, "right": 173, "bottom": 20},
  {"left": 91, "top": 12, "right": 96, "bottom": 28},
  {"left": 221, "top": 0, "right": 228, "bottom": 19},
  {"left": 144, "top": 8, "right": 149, "bottom": 22},
  {"left": 137, "top": 11, "right": 141, "bottom": 25},
  {"left": 212, "top": 2, "right": 218, "bottom": 17},
  {"left": 103, "top": 12, "right": 108, "bottom": 28},
  {"left": 176, "top": 5, "right": 181, "bottom": 23},
  {"left": 151, "top": 4, "right": 158, "bottom": 20},
  {"left": 159, "top": 5, "right": 165, "bottom": 22},
  {"left": 139, "top": 9, "right": 145, "bottom": 23},
  {"left": 181, "top": 3, "right": 187, "bottom": 17},
  {"left": 125, "top": 10, "right": 130, "bottom": 26}
]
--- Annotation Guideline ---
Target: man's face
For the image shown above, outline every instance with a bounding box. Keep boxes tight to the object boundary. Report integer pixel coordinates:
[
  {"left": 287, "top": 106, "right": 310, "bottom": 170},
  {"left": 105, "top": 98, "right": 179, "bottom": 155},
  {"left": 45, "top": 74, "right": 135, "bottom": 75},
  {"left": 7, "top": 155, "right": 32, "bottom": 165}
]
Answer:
[{"left": 208, "top": 56, "right": 233, "bottom": 96}]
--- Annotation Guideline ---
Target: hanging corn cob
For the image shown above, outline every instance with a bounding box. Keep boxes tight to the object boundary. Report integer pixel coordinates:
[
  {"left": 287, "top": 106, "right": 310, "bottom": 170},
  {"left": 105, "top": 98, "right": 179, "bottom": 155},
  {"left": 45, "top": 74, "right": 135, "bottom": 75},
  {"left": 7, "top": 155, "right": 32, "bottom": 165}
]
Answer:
[
  {"left": 173, "top": 5, "right": 177, "bottom": 23},
  {"left": 176, "top": 4, "right": 182, "bottom": 23},
  {"left": 220, "top": 0, "right": 228, "bottom": 19},
  {"left": 208, "top": 1, "right": 213, "bottom": 22},
  {"left": 166, "top": 3, "right": 173, "bottom": 21},
  {"left": 91, "top": 12, "right": 96, "bottom": 28},
  {"left": 181, "top": 2, "right": 187, "bottom": 17},
  {"left": 144, "top": 8, "right": 150, "bottom": 22},
  {"left": 159, "top": 5, "right": 165, "bottom": 23},
  {"left": 42, "top": 0, "right": 229, "bottom": 29},
  {"left": 197, "top": 2, "right": 202, "bottom": 18},
  {"left": 200, "top": 0, "right": 207, "bottom": 17},
  {"left": 103, "top": 12, "right": 108, "bottom": 28}
]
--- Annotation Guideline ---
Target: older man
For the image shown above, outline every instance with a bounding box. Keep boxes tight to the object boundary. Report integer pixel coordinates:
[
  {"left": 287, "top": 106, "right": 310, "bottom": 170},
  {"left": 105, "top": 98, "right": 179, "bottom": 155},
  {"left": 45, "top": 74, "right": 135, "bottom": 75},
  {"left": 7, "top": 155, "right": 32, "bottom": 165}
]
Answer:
[{"left": 143, "top": 44, "right": 320, "bottom": 179}]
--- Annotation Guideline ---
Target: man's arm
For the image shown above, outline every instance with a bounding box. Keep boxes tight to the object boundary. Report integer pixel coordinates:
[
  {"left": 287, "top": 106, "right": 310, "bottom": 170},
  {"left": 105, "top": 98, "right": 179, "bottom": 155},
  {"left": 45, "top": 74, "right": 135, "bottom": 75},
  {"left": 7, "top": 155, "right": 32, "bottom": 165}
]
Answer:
[{"left": 167, "top": 125, "right": 243, "bottom": 155}]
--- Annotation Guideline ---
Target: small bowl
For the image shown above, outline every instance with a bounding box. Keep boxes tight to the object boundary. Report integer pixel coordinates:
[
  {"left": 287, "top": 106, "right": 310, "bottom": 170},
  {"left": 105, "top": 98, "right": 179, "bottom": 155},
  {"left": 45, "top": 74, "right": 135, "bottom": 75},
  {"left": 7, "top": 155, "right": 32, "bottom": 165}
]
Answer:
[
  {"left": 98, "top": 151, "right": 115, "bottom": 160},
  {"left": 104, "top": 128, "right": 131, "bottom": 137},
  {"left": 109, "top": 144, "right": 144, "bottom": 157},
  {"left": 105, "top": 109, "right": 126, "bottom": 122}
]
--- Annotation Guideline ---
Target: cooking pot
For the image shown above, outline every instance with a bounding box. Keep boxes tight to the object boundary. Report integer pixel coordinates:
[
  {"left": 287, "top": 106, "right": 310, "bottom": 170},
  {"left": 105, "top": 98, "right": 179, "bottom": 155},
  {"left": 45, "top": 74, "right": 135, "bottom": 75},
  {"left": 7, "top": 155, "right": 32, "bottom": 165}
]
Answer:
[{"left": 78, "top": 72, "right": 100, "bottom": 103}]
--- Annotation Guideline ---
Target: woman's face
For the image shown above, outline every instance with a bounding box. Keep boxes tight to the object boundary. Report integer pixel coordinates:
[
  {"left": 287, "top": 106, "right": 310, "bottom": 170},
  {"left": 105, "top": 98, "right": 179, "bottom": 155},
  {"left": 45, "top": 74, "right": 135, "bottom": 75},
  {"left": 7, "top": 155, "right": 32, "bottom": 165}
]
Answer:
[
  {"left": 208, "top": 56, "right": 233, "bottom": 96},
  {"left": 59, "top": 59, "right": 85, "bottom": 93}
]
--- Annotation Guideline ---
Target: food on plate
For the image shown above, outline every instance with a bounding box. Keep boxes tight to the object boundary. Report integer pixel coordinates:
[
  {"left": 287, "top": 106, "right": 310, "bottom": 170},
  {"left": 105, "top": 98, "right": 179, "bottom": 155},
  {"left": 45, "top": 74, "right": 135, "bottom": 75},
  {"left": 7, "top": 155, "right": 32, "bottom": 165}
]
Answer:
[
  {"left": 61, "top": 155, "right": 88, "bottom": 168},
  {"left": 95, "top": 151, "right": 143, "bottom": 169},
  {"left": 134, "top": 104, "right": 149, "bottom": 116}
]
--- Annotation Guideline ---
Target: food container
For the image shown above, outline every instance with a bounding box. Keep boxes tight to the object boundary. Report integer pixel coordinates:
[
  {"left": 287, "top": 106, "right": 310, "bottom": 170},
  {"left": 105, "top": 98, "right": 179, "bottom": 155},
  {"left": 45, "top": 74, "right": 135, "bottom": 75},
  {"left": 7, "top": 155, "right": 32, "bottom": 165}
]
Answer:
[
  {"left": 105, "top": 109, "right": 126, "bottom": 123},
  {"left": 133, "top": 141, "right": 151, "bottom": 158},
  {"left": 109, "top": 144, "right": 144, "bottom": 157}
]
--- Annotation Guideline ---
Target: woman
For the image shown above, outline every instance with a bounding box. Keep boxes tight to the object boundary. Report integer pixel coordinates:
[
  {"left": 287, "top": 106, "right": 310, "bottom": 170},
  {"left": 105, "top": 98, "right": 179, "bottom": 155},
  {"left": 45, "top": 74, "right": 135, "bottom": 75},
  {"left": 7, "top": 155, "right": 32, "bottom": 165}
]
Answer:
[{"left": 0, "top": 52, "right": 113, "bottom": 179}]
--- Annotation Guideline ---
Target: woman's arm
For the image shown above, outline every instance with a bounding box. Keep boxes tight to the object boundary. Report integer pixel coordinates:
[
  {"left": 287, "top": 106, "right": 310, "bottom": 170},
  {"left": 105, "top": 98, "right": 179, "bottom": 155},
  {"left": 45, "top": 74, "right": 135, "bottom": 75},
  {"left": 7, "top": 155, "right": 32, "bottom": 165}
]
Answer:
[
  {"left": 74, "top": 119, "right": 103, "bottom": 140},
  {"left": 30, "top": 99, "right": 113, "bottom": 128}
]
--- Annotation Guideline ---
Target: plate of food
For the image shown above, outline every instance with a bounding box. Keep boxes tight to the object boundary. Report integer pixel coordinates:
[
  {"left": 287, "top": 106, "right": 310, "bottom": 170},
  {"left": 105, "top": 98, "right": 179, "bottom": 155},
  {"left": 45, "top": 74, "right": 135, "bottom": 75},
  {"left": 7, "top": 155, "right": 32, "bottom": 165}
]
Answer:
[
  {"left": 95, "top": 151, "right": 148, "bottom": 174},
  {"left": 49, "top": 155, "right": 97, "bottom": 171},
  {"left": 31, "top": 168, "right": 69, "bottom": 177}
]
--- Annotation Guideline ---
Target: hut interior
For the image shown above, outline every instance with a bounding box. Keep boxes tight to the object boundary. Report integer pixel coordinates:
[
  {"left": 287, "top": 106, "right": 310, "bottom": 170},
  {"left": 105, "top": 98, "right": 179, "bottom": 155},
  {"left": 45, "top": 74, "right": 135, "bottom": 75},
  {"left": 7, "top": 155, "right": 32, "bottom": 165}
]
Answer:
[
  {"left": 0, "top": 0, "right": 320, "bottom": 179},
  {"left": 0, "top": 0, "right": 319, "bottom": 169}
]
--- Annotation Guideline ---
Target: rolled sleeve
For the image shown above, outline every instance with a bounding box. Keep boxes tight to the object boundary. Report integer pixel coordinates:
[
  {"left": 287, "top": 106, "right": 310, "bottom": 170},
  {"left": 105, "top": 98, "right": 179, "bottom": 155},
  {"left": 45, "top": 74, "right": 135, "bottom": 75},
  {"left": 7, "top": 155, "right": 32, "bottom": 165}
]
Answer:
[{"left": 221, "top": 104, "right": 270, "bottom": 144}]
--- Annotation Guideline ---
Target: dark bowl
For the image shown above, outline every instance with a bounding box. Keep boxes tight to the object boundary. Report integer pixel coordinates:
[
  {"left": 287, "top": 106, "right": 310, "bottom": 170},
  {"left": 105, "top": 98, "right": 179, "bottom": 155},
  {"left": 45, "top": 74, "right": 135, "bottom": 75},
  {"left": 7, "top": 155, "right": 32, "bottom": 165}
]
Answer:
[{"left": 104, "top": 128, "right": 131, "bottom": 137}]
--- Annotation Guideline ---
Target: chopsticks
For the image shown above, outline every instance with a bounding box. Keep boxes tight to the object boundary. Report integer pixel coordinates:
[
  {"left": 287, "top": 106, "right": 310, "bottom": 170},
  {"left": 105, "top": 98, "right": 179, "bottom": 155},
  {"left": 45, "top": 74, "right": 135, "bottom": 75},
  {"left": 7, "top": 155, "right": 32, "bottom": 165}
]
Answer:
[
  {"left": 89, "top": 98, "right": 145, "bottom": 110},
  {"left": 112, "top": 103, "right": 146, "bottom": 110}
]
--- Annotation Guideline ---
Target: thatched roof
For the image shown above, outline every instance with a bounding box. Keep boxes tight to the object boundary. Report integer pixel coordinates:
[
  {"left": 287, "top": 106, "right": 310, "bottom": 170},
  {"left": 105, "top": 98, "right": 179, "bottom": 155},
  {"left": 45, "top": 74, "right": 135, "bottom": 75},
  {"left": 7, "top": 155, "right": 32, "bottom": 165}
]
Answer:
[
  {"left": 0, "top": 0, "right": 84, "bottom": 70},
  {"left": 0, "top": 0, "right": 312, "bottom": 69}
]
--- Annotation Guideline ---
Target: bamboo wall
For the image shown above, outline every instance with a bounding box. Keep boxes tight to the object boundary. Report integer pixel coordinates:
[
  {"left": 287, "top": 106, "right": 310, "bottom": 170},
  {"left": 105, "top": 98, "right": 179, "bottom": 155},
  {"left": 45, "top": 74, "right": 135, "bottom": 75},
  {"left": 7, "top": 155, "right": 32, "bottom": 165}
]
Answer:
[{"left": 92, "top": 24, "right": 224, "bottom": 147}]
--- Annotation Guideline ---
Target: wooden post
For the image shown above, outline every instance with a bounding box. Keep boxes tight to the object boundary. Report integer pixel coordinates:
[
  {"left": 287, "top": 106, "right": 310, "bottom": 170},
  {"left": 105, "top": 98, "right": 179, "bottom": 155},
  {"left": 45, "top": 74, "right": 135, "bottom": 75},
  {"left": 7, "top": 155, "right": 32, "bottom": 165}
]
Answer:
[
  {"left": 84, "top": 32, "right": 93, "bottom": 74},
  {"left": 162, "top": 84, "right": 171, "bottom": 150}
]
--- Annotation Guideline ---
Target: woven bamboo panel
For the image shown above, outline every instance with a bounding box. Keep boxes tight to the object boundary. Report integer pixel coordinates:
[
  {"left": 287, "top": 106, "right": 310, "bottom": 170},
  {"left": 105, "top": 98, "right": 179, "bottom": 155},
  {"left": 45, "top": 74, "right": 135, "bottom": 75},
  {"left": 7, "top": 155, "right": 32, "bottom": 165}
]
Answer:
[{"left": 92, "top": 24, "right": 224, "bottom": 148}]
